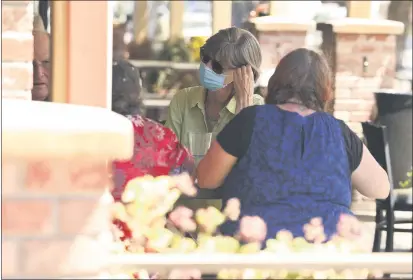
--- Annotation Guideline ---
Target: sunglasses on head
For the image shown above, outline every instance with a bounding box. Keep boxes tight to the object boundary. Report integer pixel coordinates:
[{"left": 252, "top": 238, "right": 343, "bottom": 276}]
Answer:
[{"left": 200, "top": 46, "right": 224, "bottom": 75}]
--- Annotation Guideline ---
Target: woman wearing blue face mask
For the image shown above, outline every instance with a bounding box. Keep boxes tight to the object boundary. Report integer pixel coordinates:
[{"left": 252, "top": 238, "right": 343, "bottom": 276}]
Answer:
[{"left": 165, "top": 27, "right": 264, "bottom": 150}]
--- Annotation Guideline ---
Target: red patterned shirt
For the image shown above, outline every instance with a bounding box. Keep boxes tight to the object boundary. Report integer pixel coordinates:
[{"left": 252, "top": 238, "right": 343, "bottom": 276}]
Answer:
[{"left": 112, "top": 115, "right": 192, "bottom": 201}]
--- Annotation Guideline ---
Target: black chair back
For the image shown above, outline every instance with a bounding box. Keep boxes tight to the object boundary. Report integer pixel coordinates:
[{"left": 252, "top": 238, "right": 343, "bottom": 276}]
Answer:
[
  {"left": 375, "top": 92, "right": 412, "bottom": 188},
  {"left": 362, "top": 122, "right": 394, "bottom": 191}
]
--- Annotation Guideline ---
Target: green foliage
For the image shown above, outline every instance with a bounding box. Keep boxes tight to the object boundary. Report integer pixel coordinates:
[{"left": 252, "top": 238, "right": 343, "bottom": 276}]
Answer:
[
  {"left": 399, "top": 168, "right": 412, "bottom": 188},
  {"left": 150, "top": 38, "right": 198, "bottom": 94},
  {"left": 157, "top": 38, "right": 192, "bottom": 62},
  {"left": 127, "top": 38, "right": 201, "bottom": 94}
]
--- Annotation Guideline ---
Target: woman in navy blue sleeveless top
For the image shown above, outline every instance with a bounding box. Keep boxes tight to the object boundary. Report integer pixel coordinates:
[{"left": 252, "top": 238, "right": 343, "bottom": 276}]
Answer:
[{"left": 196, "top": 48, "right": 390, "bottom": 242}]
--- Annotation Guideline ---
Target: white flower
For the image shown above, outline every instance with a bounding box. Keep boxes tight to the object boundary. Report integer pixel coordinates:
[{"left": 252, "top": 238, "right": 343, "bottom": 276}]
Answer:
[
  {"left": 127, "top": 115, "right": 144, "bottom": 127},
  {"left": 154, "top": 125, "right": 165, "bottom": 141}
]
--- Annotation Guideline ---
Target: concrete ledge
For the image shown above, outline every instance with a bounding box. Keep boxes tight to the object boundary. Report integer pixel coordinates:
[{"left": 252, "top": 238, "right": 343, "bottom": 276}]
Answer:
[
  {"left": 247, "top": 16, "right": 316, "bottom": 32},
  {"left": 2, "top": 99, "right": 134, "bottom": 161},
  {"left": 327, "top": 18, "right": 404, "bottom": 35}
]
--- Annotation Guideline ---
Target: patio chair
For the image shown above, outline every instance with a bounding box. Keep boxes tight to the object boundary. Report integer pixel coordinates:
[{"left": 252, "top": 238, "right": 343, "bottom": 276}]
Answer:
[{"left": 362, "top": 122, "right": 413, "bottom": 253}]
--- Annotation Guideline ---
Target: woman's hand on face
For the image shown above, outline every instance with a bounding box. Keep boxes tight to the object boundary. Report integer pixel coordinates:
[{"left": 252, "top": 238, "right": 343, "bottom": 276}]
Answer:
[{"left": 233, "top": 65, "right": 255, "bottom": 114}]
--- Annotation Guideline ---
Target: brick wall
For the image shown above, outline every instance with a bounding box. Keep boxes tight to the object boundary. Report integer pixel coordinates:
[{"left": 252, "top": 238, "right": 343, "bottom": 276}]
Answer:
[
  {"left": 316, "top": 20, "right": 402, "bottom": 203},
  {"left": 2, "top": 159, "right": 113, "bottom": 278},
  {"left": 249, "top": 25, "right": 382, "bottom": 135},
  {"left": 248, "top": 18, "right": 400, "bottom": 136},
  {"left": 2, "top": 0, "right": 34, "bottom": 100},
  {"left": 333, "top": 33, "right": 397, "bottom": 135},
  {"left": 256, "top": 31, "right": 308, "bottom": 71},
  {"left": 2, "top": 100, "right": 134, "bottom": 278},
  {"left": 243, "top": 19, "right": 313, "bottom": 72}
]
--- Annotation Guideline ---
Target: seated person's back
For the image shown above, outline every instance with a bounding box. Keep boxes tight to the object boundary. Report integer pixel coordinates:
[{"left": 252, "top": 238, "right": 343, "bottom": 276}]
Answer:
[
  {"left": 196, "top": 48, "right": 390, "bottom": 241},
  {"left": 215, "top": 104, "right": 358, "bottom": 238},
  {"left": 110, "top": 60, "right": 192, "bottom": 201}
]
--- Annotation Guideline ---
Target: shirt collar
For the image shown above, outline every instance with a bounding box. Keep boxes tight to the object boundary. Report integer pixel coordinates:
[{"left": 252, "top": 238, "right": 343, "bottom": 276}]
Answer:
[
  {"left": 189, "top": 87, "right": 206, "bottom": 110},
  {"left": 190, "top": 86, "right": 236, "bottom": 115}
]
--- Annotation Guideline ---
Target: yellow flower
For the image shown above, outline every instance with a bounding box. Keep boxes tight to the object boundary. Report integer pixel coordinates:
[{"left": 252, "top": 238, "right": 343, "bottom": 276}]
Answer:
[{"left": 188, "top": 36, "right": 207, "bottom": 62}]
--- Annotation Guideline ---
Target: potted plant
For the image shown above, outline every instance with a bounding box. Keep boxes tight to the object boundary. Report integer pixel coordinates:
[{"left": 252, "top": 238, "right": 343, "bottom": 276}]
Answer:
[
  {"left": 400, "top": 167, "right": 412, "bottom": 188},
  {"left": 149, "top": 38, "right": 199, "bottom": 95}
]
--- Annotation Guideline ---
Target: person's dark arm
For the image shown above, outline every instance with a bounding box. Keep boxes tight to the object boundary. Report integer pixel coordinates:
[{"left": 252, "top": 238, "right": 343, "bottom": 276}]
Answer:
[{"left": 339, "top": 120, "right": 363, "bottom": 172}]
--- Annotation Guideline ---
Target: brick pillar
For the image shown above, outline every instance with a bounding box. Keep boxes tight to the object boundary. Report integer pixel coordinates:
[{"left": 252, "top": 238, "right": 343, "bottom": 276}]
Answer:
[
  {"left": 1, "top": 0, "right": 34, "bottom": 100},
  {"left": 318, "top": 18, "right": 404, "bottom": 135},
  {"left": 318, "top": 18, "right": 404, "bottom": 205},
  {"left": 2, "top": 99, "right": 134, "bottom": 278},
  {"left": 244, "top": 17, "right": 315, "bottom": 72}
]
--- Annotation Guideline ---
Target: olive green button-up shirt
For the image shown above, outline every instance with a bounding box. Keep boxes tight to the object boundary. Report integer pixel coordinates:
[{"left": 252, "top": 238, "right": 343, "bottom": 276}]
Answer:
[
  {"left": 165, "top": 86, "right": 264, "bottom": 211},
  {"left": 165, "top": 86, "right": 265, "bottom": 149}
]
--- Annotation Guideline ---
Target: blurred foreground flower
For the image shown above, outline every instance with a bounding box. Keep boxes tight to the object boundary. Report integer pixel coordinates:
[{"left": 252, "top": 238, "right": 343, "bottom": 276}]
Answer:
[
  {"left": 196, "top": 206, "right": 226, "bottom": 234},
  {"left": 168, "top": 206, "right": 197, "bottom": 232},
  {"left": 171, "top": 173, "right": 197, "bottom": 196},
  {"left": 223, "top": 198, "right": 241, "bottom": 221},
  {"left": 239, "top": 216, "right": 267, "bottom": 243},
  {"left": 303, "top": 217, "right": 326, "bottom": 244},
  {"left": 110, "top": 173, "right": 377, "bottom": 279},
  {"left": 335, "top": 213, "right": 371, "bottom": 253}
]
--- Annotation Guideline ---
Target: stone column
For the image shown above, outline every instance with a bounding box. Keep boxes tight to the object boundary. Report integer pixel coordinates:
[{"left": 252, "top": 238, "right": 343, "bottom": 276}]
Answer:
[
  {"left": 2, "top": 100, "right": 134, "bottom": 278},
  {"left": 317, "top": 18, "right": 404, "bottom": 205},
  {"left": 65, "top": 1, "right": 113, "bottom": 108},
  {"left": 244, "top": 16, "right": 316, "bottom": 72},
  {"left": 212, "top": 0, "right": 232, "bottom": 34},
  {"left": 170, "top": 1, "right": 184, "bottom": 39},
  {"left": 1, "top": 0, "right": 34, "bottom": 100},
  {"left": 347, "top": 1, "right": 373, "bottom": 19},
  {"left": 133, "top": 0, "right": 149, "bottom": 43},
  {"left": 318, "top": 18, "right": 404, "bottom": 135}
]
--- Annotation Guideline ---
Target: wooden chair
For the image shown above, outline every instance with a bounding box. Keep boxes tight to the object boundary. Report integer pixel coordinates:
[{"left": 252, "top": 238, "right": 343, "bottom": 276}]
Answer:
[{"left": 362, "top": 122, "right": 413, "bottom": 253}]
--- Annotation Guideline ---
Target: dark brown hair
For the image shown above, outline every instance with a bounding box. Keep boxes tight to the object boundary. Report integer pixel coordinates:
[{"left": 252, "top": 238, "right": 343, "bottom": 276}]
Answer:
[
  {"left": 112, "top": 59, "right": 144, "bottom": 116},
  {"left": 265, "top": 48, "right": 333, "bottom": 111}
]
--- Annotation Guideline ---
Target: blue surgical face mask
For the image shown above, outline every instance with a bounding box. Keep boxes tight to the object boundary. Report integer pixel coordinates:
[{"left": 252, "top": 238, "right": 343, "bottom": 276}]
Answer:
[{"left": 199, "top": 63, "right": 226, "bottom": 91}]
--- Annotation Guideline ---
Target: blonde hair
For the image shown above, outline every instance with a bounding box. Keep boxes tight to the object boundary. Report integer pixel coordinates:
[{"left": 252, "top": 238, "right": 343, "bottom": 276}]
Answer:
[{"left": 203, "top": 27, "right": 262, "bottom": 81}]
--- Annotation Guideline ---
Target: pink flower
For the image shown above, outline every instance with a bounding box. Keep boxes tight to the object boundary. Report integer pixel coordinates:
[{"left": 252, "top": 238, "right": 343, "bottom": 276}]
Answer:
[
  {"left": 336, "top": 214, "right": 362, "bottom": 239},
  {"left": 168, "top": 206, "right": 197, "bottom": 232},
  {"left": 223, "top": 198, "right": 241, "bottom": 221},
  {"left": 303, "top": 217, "right": 326, "bottom": 243},
  {"left": 239, "top": 216, "right": 267, "bottom": 243},
  {"left": 171, "top": 173, "right": 197, "bottom": 197},
  {"left": 195, "top": 207, "right": 226, "bottom": 234}
]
